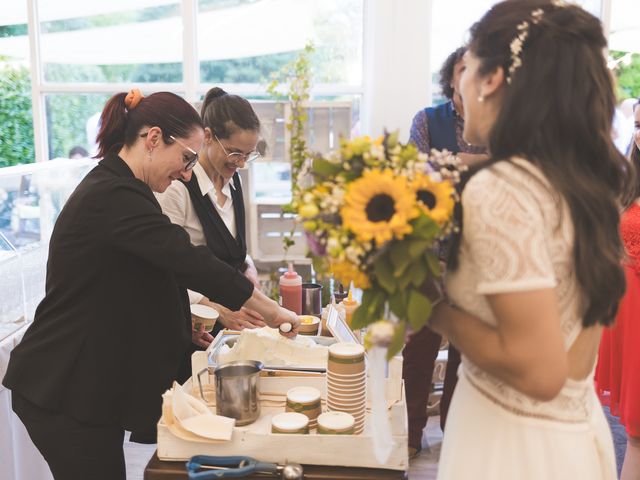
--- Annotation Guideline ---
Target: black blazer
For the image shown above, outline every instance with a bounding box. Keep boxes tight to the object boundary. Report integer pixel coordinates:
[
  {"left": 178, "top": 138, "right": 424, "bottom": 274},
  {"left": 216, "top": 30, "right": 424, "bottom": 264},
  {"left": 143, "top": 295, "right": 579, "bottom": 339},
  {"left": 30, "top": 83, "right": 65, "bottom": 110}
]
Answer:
[{"left": 3, "top": 154, "right": 254, "bottom": 431}]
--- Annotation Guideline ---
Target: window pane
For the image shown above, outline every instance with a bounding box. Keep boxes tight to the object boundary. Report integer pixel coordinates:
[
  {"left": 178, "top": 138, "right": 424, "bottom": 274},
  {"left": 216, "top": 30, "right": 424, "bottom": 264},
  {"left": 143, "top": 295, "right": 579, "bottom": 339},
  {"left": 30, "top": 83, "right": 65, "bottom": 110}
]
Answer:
[
  {"left": 198, "top": 0, "right": 363, "bottom": 85},
  {"left": 37, "top": 1, "right": 182, "bottom": 83},
  {"left": 430, "top": 0, "right": 498, "bottom": 105},
  {"left": 0, "top": 6, "right": 33, "bottom": 168},
  {"left": 430, "top": 0, "right": 604, "bottom": 105},
  {"left": 609, "top": 0, "right": 640, "bottom": 99},
  {"left": 44, "top": 93, "right": 111, "bottom": 159}
]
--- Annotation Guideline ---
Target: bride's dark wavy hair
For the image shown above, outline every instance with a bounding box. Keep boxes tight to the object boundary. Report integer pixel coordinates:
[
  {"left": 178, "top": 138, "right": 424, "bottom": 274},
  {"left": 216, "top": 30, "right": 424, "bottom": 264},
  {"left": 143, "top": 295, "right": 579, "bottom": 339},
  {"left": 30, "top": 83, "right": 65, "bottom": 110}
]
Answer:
[{"left": 450, "top": 0, "right": 632, "bottom": 327}]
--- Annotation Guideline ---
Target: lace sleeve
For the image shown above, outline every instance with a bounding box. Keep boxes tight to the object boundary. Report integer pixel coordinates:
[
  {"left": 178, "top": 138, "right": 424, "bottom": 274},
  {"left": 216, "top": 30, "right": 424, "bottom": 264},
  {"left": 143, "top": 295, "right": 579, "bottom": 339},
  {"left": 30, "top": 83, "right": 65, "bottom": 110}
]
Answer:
[{"left": 462, "top": 168, "right": 557, "bottom": 295}]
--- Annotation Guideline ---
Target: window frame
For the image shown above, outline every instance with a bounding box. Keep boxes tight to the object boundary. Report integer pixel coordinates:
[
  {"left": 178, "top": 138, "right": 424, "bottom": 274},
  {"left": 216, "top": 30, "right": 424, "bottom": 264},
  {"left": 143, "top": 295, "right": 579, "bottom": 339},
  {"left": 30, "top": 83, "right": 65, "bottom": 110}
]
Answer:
[{"left": 19, "top": 0, "right": 613, "bottom": 163}]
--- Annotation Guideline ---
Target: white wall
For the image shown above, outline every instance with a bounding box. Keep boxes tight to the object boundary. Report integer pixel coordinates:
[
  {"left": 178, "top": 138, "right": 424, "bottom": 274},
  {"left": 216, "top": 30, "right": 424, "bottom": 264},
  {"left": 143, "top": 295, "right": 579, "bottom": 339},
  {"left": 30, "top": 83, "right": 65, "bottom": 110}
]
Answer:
[{"left": 361, "top": 0, "right": 432, "bottom": 142}]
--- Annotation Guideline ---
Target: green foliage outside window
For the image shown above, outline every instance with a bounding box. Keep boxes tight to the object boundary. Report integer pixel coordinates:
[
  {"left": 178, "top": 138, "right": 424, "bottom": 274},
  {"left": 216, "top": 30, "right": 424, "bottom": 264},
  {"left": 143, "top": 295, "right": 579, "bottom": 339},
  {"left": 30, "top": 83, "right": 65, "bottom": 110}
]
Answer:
[
  {"left": 0, "top": 61, "right": 34, "bottom": 167},
  {"left": 611, "top": 51, "right": 640, "bottom": 100}
]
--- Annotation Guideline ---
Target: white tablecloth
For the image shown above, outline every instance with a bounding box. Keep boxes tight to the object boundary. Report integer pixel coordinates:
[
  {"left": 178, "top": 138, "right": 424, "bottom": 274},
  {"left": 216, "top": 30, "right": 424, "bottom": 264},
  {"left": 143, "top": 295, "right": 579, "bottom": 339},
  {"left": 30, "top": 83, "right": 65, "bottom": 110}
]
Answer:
[{"left": 0, "top": 324, "right": 53, "bottom": 480}]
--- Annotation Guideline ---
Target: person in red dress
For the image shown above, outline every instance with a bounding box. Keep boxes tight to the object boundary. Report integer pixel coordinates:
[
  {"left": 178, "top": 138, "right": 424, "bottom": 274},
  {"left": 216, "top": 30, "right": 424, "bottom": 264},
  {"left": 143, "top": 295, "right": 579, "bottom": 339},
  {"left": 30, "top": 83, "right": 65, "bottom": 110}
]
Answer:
[{"left": 596, "top": 98, "right": 640, "bottom": 480}]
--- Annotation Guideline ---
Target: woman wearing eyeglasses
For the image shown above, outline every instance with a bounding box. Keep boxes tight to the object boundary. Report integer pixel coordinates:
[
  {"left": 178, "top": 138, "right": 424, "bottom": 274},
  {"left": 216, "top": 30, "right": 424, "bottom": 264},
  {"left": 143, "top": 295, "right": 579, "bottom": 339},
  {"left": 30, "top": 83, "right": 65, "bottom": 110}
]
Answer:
[
  {"left": 157, "top": 87, "right": 266, "bottom": 357},
  {"left": 3, "top": 90, "right": 299, "bottom": 480}
]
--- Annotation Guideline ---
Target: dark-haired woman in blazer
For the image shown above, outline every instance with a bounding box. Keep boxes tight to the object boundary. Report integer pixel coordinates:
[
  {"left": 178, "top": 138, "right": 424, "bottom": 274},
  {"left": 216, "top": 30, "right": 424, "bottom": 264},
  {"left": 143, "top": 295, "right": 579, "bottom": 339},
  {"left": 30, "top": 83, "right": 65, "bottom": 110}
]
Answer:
[{"left": 3, "top": 89, "right": 299, "bottom": 480}]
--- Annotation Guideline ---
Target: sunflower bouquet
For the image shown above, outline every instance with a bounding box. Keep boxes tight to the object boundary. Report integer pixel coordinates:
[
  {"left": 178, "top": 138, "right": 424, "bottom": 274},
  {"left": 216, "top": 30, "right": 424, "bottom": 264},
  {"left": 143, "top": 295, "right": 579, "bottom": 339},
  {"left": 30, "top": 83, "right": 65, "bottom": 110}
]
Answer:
[{"left": 294, "top": 132, "right": 466, "bottom": 357}]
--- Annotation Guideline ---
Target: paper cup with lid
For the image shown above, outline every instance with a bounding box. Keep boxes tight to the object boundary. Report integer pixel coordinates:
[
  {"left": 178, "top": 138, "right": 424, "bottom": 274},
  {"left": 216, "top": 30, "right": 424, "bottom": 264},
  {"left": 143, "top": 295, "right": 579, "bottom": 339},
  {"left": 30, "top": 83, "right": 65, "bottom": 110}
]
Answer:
[
  {"left": 317, "top": 411, "right": 355, "bottom": 435},
  {"left": 285, "top": 386, "right": 322, "bottom": 421},
  {"left": 271, "top": 412, "right": 310, "bottom": 434},
  {"left": 328, "top": 343, "right": 365, "bottom": 375}
]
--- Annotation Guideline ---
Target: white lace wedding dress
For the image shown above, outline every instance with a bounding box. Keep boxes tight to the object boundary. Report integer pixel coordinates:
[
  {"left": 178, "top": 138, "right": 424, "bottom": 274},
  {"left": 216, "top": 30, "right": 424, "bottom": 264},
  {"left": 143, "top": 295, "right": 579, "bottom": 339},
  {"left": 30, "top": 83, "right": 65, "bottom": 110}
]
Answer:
[{"left": 437, "top": 158, "right": 616, "bottom": 479}]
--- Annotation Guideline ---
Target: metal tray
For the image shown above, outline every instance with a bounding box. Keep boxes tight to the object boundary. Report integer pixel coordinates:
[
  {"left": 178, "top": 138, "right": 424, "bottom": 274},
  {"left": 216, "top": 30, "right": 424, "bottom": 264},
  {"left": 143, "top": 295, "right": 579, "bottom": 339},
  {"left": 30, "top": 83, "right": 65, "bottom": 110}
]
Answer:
[{"left": 208, "top": 332, "right": 336, "bottom": 373}]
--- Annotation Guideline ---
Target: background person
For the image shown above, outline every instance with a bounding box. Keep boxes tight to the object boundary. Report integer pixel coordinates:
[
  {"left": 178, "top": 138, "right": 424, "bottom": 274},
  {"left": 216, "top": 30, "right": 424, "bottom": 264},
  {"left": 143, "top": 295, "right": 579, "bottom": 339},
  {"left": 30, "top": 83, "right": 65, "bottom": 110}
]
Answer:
[
  {"left": 68, "top": 145, "right": 89, "bottom": 159},
  {"left": 404, "top": 46, "right": 488, "bottom": 458},
  {"left": 596, "top": 98, "right": 640, "bottom": 480}
]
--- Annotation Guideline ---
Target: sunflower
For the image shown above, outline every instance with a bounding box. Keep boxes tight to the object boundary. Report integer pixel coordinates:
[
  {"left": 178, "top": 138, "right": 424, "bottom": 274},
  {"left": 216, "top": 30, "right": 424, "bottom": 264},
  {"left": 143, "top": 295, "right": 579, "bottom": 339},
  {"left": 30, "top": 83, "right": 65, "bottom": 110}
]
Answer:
[
  {"left": 331, "top": 260, "right": 371, "bottom": 290},
  {"left": 341, "top": 169, "right": 418, "bottom": 244},
  {"left": 410, "top": 173, "right": 455, "bottom": 225}
]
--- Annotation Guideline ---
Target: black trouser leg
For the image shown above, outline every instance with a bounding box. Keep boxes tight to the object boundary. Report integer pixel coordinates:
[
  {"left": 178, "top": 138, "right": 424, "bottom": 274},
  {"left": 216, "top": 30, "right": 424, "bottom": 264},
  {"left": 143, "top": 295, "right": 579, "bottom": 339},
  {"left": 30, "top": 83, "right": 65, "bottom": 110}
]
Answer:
[{"left": 12, "top": 393, "right": 126, "bottom": 480}]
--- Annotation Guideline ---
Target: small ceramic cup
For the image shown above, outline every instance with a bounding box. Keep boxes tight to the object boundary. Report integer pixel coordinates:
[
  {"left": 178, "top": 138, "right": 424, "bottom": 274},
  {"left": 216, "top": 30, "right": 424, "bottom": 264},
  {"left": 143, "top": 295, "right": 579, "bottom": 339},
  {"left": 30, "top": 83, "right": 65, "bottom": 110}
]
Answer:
[{"left": 297, "top": 315, "right": 321, "bottom": 335}]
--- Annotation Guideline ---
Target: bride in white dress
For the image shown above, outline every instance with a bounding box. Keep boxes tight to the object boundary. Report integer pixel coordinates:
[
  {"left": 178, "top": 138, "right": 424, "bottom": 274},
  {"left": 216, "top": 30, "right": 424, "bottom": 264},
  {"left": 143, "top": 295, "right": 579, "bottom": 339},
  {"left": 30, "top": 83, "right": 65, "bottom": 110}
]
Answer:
[{"left": 428, "top": 1, "right": 632, "bottom": 479}]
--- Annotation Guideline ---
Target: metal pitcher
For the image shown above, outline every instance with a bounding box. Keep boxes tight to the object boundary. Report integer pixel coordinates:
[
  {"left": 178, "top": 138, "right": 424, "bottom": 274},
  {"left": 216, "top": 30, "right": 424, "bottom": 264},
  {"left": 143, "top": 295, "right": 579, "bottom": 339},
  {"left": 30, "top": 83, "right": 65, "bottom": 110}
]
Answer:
[
  {"left": 213, "top": 360, "right": 263, "bottom": 426},
  {"left": 301, "top": 283, "right": 322, "bottom": 316}
]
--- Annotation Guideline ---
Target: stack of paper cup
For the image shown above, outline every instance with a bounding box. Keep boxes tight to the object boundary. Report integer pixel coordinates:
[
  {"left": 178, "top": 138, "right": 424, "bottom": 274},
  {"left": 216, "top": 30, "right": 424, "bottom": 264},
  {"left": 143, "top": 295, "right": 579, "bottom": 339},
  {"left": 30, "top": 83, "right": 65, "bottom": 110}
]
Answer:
[
  {"left": 286, "top": 386, "right": 321, "bottom": 430},
  {"left": 326, "top": 343, "right": 366, "bottom": 434}
]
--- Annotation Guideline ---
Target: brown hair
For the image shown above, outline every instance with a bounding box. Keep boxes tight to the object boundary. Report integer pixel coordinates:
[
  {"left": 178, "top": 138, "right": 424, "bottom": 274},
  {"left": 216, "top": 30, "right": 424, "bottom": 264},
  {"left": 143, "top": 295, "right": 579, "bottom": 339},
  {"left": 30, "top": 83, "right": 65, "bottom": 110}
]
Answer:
[
  {"left": 95, "top": 91, "right": 203, "bottom": 158},
  {"left": 439, "top": 46, "right": 466, "bottom": 100},
  {"left": 201, "top": 87, "right": 260, "bottom": 139},
  {"left": 455, "top": 0, "right": 631, "bottom": 327}
]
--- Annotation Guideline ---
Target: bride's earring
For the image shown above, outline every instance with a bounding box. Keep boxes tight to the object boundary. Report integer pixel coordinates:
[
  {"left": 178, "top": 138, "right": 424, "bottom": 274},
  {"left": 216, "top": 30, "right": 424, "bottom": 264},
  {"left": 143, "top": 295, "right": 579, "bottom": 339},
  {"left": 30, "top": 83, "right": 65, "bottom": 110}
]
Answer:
[{"left": 477, "top": 95, "right": 485, "bottom": 102}]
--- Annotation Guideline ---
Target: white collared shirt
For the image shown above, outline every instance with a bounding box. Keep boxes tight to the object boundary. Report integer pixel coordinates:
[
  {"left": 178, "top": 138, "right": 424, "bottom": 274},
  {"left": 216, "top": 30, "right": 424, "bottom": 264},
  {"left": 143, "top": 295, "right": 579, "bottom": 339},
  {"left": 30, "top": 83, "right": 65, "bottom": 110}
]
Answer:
[{"left": 155, "top": 162, "right": 242, "bottom": 303}]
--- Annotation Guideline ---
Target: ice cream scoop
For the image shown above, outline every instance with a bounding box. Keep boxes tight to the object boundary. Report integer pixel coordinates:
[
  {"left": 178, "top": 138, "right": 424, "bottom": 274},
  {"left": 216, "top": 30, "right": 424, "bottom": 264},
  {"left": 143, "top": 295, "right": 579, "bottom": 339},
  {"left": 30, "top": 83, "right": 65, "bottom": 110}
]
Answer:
[{"left": 279, "top": 322, "right": 292, "bottom": 333}]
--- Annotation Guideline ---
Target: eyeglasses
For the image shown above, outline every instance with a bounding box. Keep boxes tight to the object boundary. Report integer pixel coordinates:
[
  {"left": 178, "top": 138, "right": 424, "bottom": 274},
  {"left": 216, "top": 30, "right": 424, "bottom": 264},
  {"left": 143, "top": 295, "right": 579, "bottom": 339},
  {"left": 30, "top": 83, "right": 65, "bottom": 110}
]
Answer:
[
  {"left": 169, "top": 135, "right": 199, "bottom": 171},
  {"left": 139, "top": 131, "right": 199, "bottom": 171},
  {"left": 214, "top": 135, "right": 261, "bottom": 164}
]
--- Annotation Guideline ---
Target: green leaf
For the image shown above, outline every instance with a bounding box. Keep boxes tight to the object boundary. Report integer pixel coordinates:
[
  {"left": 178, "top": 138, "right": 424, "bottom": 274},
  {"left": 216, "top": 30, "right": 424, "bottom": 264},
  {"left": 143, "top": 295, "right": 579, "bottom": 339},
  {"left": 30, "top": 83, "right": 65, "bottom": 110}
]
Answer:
[
  {"left": 408, "top": 260, "right": 428, "bottom": 288},
  {"left": 388, "top": 290, "right": 407, "bottom": 320},
  {"left": 408, "top": 239, "right": 430, "bottom": 259},
  {"left": 412, "top": 215, "right": 439, "bottom": 240},
  {"left": 365, "top": 289, "right": 385, "bottom": 319},
  {"left": 424, "top": 250, "right": 441, "bottom": 277},
  {"left": 407, "top": 289, "right": 432, "bottom": 331},
  {"left": 312, "top": 157, "right": 342, "bottom": 178},
  {"left": 386, "top": 130, "right": 399, "bottom": 149},
  {"left": 341, "top": 171, "right": 360, "bottom": 182},
  {"left": 374, "top": 256, "right": 396, "bottom": 294},
  {"left": 386, "top": 322, "right": 406, "bottom": 360},
  {"left": 397, "top": 272, "right": 413, "bottom": 291},
  {"left": 350, "top": 304, "right": 369, "bottom": 330},
  {"left": 351, "top": 289, "right": 384, "bottom": 330},
  {"left": 281, "top": 203, "right": 296, "bottom": 214},
  {"left": 390, "top": 242, "right": 411, "bottom": 277},
  {"left": 311, "top": 256, "right": 326, "bottom": 277}
]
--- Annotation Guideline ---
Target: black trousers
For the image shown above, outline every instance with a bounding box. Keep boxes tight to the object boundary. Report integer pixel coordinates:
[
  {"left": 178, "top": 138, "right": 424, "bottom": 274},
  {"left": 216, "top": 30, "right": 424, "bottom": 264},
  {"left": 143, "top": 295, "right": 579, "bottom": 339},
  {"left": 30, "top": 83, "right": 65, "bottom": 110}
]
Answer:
[{"left": 12, "top": 393, "right": 126, "bottom": 480}]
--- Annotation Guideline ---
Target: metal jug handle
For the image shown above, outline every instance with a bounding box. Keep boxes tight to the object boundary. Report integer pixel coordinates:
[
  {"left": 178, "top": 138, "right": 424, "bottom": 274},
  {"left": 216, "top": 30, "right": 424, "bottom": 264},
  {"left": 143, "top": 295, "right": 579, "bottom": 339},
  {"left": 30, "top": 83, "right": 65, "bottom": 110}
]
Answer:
[{"left": 196, "top": 367, "right": 210, "bottom": 402}]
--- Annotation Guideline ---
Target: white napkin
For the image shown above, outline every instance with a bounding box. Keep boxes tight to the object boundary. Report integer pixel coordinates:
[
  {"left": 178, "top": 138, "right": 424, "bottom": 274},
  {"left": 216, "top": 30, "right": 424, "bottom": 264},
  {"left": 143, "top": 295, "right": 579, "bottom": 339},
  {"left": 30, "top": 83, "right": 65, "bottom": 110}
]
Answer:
[
  {"left": 369, "top": 346, "right": 394, "bottom": 464},
  {"left": 170, "top": 381, "right": 235, "bottom": 441}
]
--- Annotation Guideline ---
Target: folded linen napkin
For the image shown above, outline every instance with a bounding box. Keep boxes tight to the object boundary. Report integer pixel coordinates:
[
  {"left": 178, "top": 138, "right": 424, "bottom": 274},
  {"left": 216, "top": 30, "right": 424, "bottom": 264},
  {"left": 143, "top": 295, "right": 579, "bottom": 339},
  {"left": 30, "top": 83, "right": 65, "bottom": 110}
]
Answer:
[{"left": 165, "top": 381, "right": 235, "bottom": 441}]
